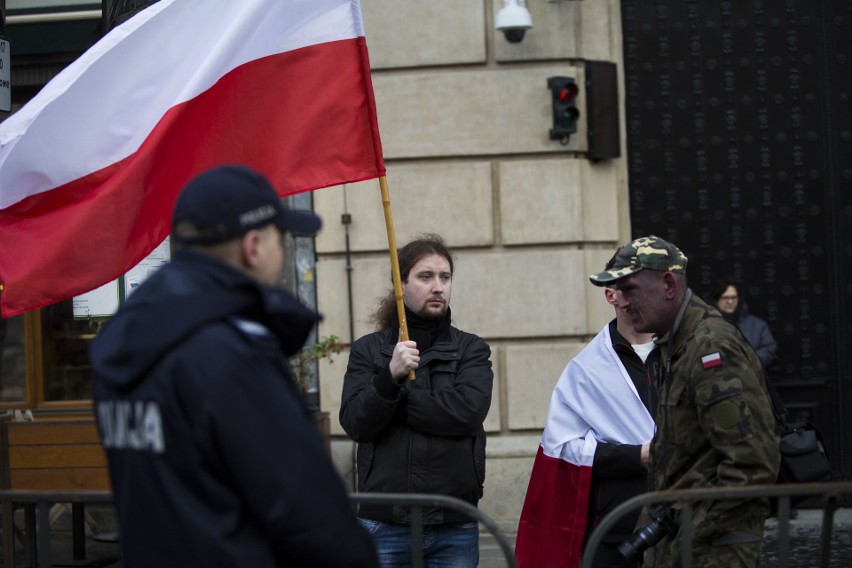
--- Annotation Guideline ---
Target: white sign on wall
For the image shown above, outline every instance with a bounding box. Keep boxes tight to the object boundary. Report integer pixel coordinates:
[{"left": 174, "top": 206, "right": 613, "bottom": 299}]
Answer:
[
  {"left": 72, "top": 279, "right": 120, "bottom": 319},
  {"left": 123, "top": 237, "right": 171, "bottom": 300},
  {"left": 73, "top": 237, "right": 171, "bottom": 319}
]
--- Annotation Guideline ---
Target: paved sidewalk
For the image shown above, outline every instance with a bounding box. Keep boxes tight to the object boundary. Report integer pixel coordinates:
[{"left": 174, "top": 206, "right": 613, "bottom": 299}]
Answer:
[{"left": 760, "top": 508, "right": 852, "bottom": 568}]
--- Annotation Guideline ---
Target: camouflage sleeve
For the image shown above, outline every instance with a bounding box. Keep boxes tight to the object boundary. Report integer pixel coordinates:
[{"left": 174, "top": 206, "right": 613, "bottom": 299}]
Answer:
[{"left": 689, "top": 333, "right": 780, "bottom": 535}]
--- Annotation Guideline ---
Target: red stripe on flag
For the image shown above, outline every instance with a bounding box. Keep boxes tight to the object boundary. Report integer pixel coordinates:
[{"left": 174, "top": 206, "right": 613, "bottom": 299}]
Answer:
[
  {"left": 515, "top": 446, "right": 592, "bottom": 568},
  {"left": 0, "top": 38, "right": 384, "bottom": 317}
]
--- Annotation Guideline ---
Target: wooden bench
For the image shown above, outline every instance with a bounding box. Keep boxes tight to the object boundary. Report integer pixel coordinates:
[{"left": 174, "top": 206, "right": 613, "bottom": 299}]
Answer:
[
  {"left": 0, "top": 418, "right": 112, "bottom": 567},
  {"left": 3, "top": 419, "right": 110, "bottom": 491}
]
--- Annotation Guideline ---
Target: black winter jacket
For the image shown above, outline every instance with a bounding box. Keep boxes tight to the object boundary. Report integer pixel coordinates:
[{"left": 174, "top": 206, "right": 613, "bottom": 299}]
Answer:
[
  {"left": 90, "top": 249, "right": 377, "bottom": 568},
  {"left": 340, "top": 325, "right": 493, "bottom": 524}
]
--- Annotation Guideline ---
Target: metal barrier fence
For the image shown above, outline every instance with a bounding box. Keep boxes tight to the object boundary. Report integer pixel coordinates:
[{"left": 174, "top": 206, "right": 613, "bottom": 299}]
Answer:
[
  {"left": 582, "top": 480, "right": 852, "bottom": 568},
  {"left": 0, "top": 490, "right": 518, "bottom": 568},
  {"left": 349, "top": 492, "right": 517, "bottom": 568},
  {"left": 0, "top": 490, "right": 114, "bottom": 568}
]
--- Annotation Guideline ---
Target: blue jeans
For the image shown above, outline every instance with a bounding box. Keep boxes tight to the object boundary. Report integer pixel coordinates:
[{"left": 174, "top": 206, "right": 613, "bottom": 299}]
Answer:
[{"left": 357, "top": 518, "right": 479, "bottom": 568}]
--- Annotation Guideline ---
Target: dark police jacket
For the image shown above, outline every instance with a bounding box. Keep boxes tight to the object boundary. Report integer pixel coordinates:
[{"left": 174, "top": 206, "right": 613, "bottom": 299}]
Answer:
[
  {"left": 90, "top": 249, "right": 377, "bottom": 568},
  {"left": 340, "top": 325, "right": 493, "bottom": 524}
]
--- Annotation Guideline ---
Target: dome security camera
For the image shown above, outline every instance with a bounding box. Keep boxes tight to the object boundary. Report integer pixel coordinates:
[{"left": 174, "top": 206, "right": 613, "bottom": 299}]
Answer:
[{"left": 495, "top": 0, "right": 533, "bottom": 44}]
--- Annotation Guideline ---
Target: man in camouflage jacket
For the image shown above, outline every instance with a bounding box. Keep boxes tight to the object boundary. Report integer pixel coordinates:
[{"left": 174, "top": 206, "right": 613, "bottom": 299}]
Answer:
[{"left": 590, "top": 236, "right": 780, "bottom": 568}]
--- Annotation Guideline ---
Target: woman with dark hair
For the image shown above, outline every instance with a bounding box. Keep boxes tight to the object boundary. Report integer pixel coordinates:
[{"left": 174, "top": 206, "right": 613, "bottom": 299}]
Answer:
[{"left": 712, "top": 278, "right": 778, "bottom": 368}]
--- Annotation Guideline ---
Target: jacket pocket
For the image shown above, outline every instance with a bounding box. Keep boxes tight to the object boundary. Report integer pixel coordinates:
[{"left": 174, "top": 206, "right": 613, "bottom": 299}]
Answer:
[
  {"left": 696, "top": 377, "right": 753, "bottom": 446},
  {"left": 372, "top": 354, "right": 391, "bottom": 369},
  {"left": 659, "top": 380, "right": 688, "bottom": 446},
  {"left": 473, "top": 431, "right": 486, "bottom": 487},
  {"left": 356, "top": 442, "right": 375, "bottom": 490},
  {"left": 660, "top": 380, "right": 686, "bottom": 408},
  {"left": 428, "top": 359, "right": 459, "bottom": 389}
]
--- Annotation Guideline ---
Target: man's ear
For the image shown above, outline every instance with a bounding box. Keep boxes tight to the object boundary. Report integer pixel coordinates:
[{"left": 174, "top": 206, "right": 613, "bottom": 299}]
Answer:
[
  {"left": 239, "top": 230, "right": 262, "bottom": 269},
  {"left": 661, "top": 271, "right": 680, "bottom": 300},
  {"left": 604, "top": 287, "right": 617, "bottom": 305}
]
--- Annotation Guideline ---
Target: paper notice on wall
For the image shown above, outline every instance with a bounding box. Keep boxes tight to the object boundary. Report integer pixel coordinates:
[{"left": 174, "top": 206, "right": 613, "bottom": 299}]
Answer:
[
  {"left": 72, "top": 280, "right": 120, "bottom": 319},
  {"left": 73, "top": 237, "right": 171, "bottom": 318},
  {"left": 124, "top": 237, "right": 170, "bottom": 299}
]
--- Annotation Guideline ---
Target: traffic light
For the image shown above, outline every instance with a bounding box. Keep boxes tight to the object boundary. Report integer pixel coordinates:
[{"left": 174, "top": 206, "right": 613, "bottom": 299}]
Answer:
[{"left": 547, "top": 76, "right": 580, "bottom": 144}]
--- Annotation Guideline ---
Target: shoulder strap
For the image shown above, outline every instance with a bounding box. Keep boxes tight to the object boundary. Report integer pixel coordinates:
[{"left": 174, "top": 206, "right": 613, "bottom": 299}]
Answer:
[{"left": 762, "top": 371, "right": 789, "bottom": 433}]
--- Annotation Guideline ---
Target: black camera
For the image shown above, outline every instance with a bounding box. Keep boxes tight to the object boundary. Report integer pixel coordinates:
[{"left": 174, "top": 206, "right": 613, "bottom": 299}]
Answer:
[{"left": 617, "top": 504, "right": 677, "bottom": 564}]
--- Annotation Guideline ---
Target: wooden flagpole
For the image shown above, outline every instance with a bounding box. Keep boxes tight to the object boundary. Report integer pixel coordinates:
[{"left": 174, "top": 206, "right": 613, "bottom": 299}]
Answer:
[{"left": 379, "top": 175, "right": 415, "bottom": 380}]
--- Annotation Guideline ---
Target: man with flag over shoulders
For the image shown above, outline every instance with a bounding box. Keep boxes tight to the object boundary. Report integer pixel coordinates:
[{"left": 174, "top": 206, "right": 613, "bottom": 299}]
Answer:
[
  {"left": 588, "top": 235, "right": 779, "bottom": 568},
  {"left": 90, "top": 165, "right": 377, "bottom": 567},
  {"left": 340, "top": 234, "right": 493, "bottom": 567},
  {"left": 515, "top": 254, "right": 659, "bottom": 568}
]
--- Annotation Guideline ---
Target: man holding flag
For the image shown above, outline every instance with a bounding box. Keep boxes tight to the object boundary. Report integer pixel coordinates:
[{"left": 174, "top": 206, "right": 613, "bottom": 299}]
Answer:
[
  {"left": 91, "top": 165, "right": 378, "bottom": 567},
  {"left": 340, "top": 234, "right": 493, "bottom": 567}
]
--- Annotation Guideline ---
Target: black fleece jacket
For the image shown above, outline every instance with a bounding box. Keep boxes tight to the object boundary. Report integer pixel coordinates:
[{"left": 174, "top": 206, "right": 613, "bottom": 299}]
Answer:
[{"left": 340, "top": 321, "right": 493, "bottom": 524}]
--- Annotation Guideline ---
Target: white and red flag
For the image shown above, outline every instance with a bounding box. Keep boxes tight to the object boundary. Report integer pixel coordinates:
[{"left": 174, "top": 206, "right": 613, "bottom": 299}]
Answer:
[
  {"left": 514, "top": 324, "right": 655, "bottom": 567},
  {"left": 0, "top": 0, "right": 384, "bottom": 317}
]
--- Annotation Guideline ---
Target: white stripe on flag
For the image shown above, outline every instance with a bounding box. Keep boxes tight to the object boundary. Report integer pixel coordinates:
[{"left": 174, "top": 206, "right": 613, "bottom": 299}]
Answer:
[
  {"left": 0, "top": 0, "right": 365, "bottom": 209},
  {"left": 0, "top": 0, "right": 384, "bottom": 317}
]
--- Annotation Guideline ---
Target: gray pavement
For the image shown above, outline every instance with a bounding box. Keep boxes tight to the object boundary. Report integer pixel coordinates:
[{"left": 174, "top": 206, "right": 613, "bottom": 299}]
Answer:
[
  {"left": 4, "top": 507, "right": 852, "bottom": 567},
  {"left": 760, "top": 509, "right": 852, "bottom": 568}
]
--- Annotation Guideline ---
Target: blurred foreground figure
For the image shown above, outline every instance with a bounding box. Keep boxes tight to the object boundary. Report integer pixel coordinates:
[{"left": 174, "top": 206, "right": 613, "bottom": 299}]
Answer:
[{"left": 91, "top": 165, "right": 377, "bottom": 568}]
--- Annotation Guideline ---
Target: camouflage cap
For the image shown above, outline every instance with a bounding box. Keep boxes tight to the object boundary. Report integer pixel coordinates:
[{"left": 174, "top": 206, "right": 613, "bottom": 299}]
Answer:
[{"left": 589, "top": 235, "right": 688, "bottom": 286}]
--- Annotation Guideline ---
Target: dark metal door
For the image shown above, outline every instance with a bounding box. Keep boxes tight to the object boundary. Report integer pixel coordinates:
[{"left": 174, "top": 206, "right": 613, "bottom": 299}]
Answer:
[{"left": 620, "top": 0, "right": 851, "bottom": 477}]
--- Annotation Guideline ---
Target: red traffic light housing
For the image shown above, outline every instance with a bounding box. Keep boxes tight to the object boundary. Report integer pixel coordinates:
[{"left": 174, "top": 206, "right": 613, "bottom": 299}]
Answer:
[{"left": 547, "top": 76, "right": 580, "bottom": 144}]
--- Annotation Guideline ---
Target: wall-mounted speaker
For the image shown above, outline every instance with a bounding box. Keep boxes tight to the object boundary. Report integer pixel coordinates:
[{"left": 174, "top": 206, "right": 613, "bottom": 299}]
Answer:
[{"left": 585, "top": 60, "right": 621, "bottom": 161}]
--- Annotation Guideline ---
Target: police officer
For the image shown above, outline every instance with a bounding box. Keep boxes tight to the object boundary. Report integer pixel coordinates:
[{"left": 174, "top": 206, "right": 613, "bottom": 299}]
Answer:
[
  {"left": 91, "top": 165, "right": 377, "bottom": 568},
  {"left": 589, "top": 235, "right": 780, "bottom": 568}
]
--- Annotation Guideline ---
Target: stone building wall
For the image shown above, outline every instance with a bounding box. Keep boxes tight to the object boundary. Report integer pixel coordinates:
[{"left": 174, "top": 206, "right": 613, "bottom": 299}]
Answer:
[{"left": 313, "top": 0, "right": 629, "bottom": 533}]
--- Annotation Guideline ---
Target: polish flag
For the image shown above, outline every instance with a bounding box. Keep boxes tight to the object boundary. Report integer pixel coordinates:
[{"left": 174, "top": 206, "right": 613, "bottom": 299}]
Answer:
[
  {"left": 701, "top": 352, "right": 723, "bottom": 369},
  {"left": 515, "top": 324, "right": 655, "bottom": 567},
  {"left": 0, "top": 0, "right": 384, "bottom": 317}
]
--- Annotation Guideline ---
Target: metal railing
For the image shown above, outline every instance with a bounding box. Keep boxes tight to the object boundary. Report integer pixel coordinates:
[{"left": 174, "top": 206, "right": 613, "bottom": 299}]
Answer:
[
  {"left": 0, "top": 490, "right": 517, "bottom": 568},
  {"left": 582, "top": 480, "right": 852, "bottom": 568},
  {"left": 1, "top": 490, "right": 114, "bottom": 568},
  {"left": 349, "top": 492, "right": 518, "bottom": 568}
]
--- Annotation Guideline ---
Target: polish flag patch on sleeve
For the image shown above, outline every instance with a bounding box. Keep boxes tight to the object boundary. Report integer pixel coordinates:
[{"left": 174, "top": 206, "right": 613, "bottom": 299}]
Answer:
[{"left": 701, "top": 352, "right": 723, "bottom": 369}]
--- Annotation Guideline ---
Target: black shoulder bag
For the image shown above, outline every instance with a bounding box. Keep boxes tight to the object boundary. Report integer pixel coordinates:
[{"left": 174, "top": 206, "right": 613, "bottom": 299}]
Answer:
[{"left": 764, "top": 376, "right": 833, "bottom": 483}]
